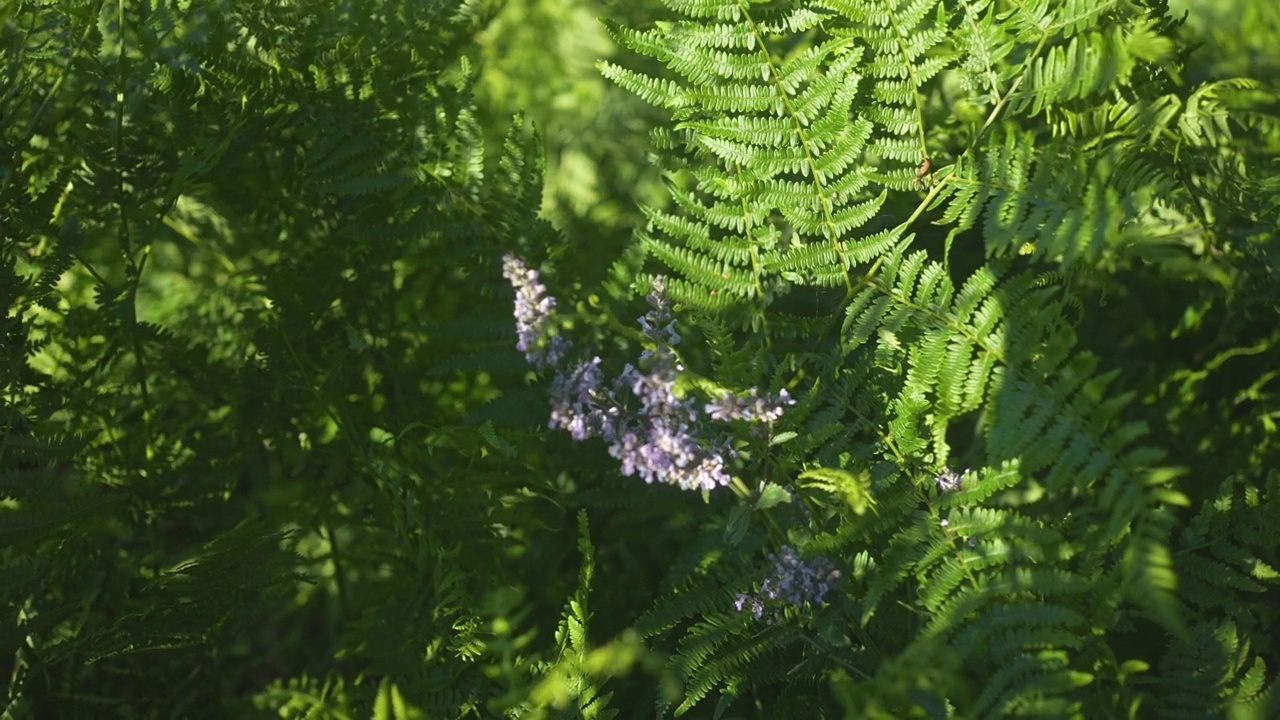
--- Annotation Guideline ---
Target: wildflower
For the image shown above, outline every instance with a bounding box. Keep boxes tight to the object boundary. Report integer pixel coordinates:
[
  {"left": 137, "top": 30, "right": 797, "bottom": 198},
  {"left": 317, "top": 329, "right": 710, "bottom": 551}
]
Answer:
[
  {"left": 637, "top": 276, "right": 680, "bottom": 348},
  {"left": 617, "top": 362, "right": 696, "bottom": 421},
  {"left": 603, "top": 288, "right": 737, "bottom": 491},
  {"left": 548, "top": 357, "right": 619, "bottom": 441},
  {"left": 502, "top": 254, "right": 571, "bottom": 370},
  {"left": 935, "top": 468, "right": 964, "bottom": 492},
  {"left": 502, "top": 262, "right": 796, "bottom": 492},
  {"left": 735, "top": 546, "right": 841, "bottom": 621},
  {"left": 735, "top": 593, "right": 765, "bottom": 618},
  {"left": 706, "top": 387, "right": 794, "bottom": 422}
]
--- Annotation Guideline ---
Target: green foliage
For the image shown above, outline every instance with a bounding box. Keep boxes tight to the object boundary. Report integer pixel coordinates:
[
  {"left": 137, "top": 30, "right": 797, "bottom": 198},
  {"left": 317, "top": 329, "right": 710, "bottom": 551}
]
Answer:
[
  {"left": 588, "top": 0, "right": 1280, "bottom": 716},
  {"left": 2, "top": 0, "right": 581, "bottom": 715},
  {"left": 473, "top": 0, "right": 670, "bottom": 282},
  {"left": 2, "top": 0, "right": 1277, "bottom": 717}
]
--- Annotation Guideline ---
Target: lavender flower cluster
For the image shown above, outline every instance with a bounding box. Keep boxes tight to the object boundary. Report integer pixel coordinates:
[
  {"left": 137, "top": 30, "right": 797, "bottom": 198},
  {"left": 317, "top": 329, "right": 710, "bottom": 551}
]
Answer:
[
  {"left": 735, "top": 545, "right": 842, "bottom": 620},
  {"left": 502, "top": 255, "right": 571, "bottom": 370},
  {"left": 503, "top": 256, "right": 794, "bottom": 491}
]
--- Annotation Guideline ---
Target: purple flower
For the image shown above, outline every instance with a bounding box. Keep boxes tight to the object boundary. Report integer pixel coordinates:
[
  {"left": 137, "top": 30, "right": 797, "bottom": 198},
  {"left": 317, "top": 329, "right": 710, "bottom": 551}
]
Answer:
[
  {"left": 605, "top": 346, "right": 735, "bottom": 491},
  {"left": 637, "top": 276, "right": 680, "bottom": 347},
  {"left": 706, "top": 388, "right": 795, "bottom": 422},
  {"left": 935, "top": 468, "right": 964, "bottom": 492},
  {"left": 618, "top": 363, "right": 696, "bottom": 420},
  {"left": 736, "top": 546, "right": 841, "bottom": 621},
  {"left": 502, "top": 255, "right": 571, "bottom": 370},
  {"left": 502, "top": 267, "right": 797, "bottom": 492},
  {"left": 735, "top": 593, "right": 765, "bottom": 619},
  {"left": 761, "top": 546, "right": 841, "bottom": 606},
  {"left": 548, "top": 356, "right": 620, "bottom": 441}
]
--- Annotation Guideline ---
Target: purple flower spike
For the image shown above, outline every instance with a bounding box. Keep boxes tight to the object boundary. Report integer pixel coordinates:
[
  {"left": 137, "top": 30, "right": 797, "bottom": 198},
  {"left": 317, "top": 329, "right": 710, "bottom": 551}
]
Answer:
[
  {"left": 501, "top": 266, "right": 798, "bottom": 493},
  {"left": 639, "top": 277, "right": 679, "bottom": 346},
  {"left": 735, "top": 546, "right": 842, "bottom": 621},
  {"left": 502, "top": 255, "right": 571, "bottom": 370},
  {"left": 595, "top": 278, "right": 741, "bottom": 491}
]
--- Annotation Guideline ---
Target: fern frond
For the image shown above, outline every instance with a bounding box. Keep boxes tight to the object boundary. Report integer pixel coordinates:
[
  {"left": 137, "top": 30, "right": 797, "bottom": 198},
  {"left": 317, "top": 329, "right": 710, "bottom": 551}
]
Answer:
[
  {"left": 602, "top": 0, "right": 910, "bottom": 325},
  {"left": 820, "top": 0, "right": 953, "bottom": 185}
]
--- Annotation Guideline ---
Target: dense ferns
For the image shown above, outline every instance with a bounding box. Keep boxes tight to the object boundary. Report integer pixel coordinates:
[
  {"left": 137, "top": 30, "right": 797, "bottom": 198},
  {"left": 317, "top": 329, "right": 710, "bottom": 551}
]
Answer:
[
  {"left": 572, "top": 0, "right": 1279, "bottom": 717},
  {"left": 2, "top": 0, "right": 1277, "bottom": 717}
]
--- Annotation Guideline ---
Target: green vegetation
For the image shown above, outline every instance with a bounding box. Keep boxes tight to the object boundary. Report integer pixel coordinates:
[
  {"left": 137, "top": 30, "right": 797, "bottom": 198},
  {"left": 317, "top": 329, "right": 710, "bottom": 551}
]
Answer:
[{"left": 2, "top": 0, "right": 1277, "bottom": 717}]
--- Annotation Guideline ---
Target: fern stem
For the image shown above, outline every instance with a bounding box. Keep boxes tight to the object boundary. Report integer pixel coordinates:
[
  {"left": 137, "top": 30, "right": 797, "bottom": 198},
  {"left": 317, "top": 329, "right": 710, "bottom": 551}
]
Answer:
[
  {"left": 902, "top": 173, "right": 953, "bottom": 229},
  {"left": 978, "top": 34, "right": 1050, "bottom": 138},
  {"left": 882, "top": 8, "right": 931, "bottom": 160},
  {"left": 798, "top": 633, "right": 873, "bottom": 680},
  {"left": 743, "top": 8, "right": 854, "bottom": 287},
  {"left": 734, "top": 165, "right": 773, "bottom": 332}
]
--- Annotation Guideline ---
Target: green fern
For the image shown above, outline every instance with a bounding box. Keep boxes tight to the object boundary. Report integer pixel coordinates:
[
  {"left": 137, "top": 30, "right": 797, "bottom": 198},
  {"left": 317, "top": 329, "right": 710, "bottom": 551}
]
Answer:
[
  {"left": 600, "top": 0, "right": 903, "bottom": 325},
  {"left": 603, "top": 0, "right": 1277, "bottom": 716},
  {"left": 3, "top": 0, "right": 1277, "bottom": 716}
]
